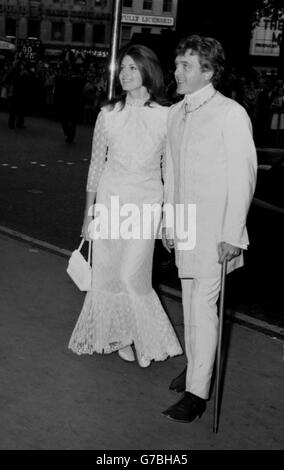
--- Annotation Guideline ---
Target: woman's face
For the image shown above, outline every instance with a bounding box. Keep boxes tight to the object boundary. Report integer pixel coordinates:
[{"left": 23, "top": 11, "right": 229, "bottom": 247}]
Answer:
[{"left": 119, "top": 55, "right": 143, "bottom": 93}]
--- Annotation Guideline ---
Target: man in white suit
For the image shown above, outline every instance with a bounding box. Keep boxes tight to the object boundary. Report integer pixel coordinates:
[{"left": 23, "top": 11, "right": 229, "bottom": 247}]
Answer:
[{"left": 162, "top": 35, "right": 257, "bottom": 423}]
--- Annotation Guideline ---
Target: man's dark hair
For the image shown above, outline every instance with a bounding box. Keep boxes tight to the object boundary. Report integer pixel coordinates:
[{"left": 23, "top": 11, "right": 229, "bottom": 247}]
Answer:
[{"left": 176, "top": 35, "right": 225, "bottom": 86}]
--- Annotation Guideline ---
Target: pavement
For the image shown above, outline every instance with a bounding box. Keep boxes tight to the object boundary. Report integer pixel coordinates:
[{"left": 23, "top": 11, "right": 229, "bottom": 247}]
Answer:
[{"left": 0, "top": 230, "right": 283, "bottom": 450}]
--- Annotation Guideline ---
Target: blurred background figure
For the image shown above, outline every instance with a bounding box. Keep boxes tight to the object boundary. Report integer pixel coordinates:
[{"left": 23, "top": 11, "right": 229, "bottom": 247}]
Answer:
[
  {"left": 83, "top": 71, "right": 97, "bottom": 125},
  {"left": 7, "top": 60, "right": 30, "bottom": 129},
  {"left": 43, "top": 64, "right": 56, "bottom": 119},
  {"left": 60, "top": 45, "right": 75, "bottom": 65},
  {"left": 54, "top": 62, "right": 84, "bottom": 143},
  {"left": 242, "top": 77, "right": 260, "bottom": 131},
  {"left": 270, "top": 81, "right": 284, "bottom": 148}
]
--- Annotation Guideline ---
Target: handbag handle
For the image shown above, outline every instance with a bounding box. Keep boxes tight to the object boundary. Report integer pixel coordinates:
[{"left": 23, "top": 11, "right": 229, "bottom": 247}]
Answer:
[
  {"left": 78, "top": 238, "right": 85, "bottom": 252},
  {"left": 78, "top": 239, "right": 92, "bottom": 264},
  {"left": 88, "top": 239, "right": 92, "bottom": 264}
]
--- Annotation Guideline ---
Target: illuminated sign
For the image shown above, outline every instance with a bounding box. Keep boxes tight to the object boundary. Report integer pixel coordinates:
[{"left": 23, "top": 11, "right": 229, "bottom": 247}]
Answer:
[
  {"left": 17, "top": 38, "right": 43, "bottom": 60},
  {"left": 75, "top": 48, "right": 109, "bottom": 58},
  {"left": 121, "top": 14, "right": 174, "bottom": 27},
  {"left": 44, "top": 48, "right": 109, "bottom": 58},
  {"left": 250, "top": 16, "right": 283, "bottom": 56}
]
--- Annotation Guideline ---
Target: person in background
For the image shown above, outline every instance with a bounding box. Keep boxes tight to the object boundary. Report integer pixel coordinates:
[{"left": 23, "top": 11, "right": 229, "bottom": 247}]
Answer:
[
  {"left": 54, "top": 63, "right": 84, "bottom": 143},
  {"left": 162, "top": 35, "right": 257, "bottom": 423},
  {"left": 8, "top": 60, "right": 30, "bottom": 129},
  {"left": 270, "top": 81, "right": 284, "bottom": 147}
]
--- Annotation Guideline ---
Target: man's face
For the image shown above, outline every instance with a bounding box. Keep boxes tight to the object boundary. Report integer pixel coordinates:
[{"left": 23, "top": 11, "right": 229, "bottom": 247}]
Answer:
[{"left": 174, "top": 49, "right": 212, "bottom": 95}]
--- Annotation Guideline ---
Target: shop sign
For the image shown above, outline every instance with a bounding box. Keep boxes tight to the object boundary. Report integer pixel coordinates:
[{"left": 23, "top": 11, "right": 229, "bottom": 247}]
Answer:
[
  {"left": 0, "top": 5, "right": 28, "bottom": 14},
  {"left": 121, "top": 14, "right": 174, "bottom": 27}
]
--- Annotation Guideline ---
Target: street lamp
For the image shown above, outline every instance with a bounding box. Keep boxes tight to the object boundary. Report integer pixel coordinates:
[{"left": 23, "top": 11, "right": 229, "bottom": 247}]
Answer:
[{"left": 107, "top": 0, "right": 122, "bottom": 100}]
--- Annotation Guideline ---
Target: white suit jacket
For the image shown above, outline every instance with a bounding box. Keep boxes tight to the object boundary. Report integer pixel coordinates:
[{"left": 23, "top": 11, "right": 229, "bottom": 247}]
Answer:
[{"left": 164, "top": 84, "right": 257, "bottom": 278}]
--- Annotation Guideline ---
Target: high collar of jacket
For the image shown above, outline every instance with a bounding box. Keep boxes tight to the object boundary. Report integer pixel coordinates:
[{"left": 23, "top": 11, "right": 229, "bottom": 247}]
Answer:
[{"left": 184, "top": 83, "right": 215, "bottom": 111}]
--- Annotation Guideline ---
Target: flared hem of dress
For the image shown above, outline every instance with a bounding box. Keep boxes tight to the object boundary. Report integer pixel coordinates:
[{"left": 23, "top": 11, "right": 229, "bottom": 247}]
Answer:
[{"left": 68, "top": 287, "right": 183, "bottom": 363}]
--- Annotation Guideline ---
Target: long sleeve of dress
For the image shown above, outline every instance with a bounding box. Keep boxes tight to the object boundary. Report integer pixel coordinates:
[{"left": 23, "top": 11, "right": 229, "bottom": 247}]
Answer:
[{"left": 86, "top": 110, "right": 108, "bottom": 192}]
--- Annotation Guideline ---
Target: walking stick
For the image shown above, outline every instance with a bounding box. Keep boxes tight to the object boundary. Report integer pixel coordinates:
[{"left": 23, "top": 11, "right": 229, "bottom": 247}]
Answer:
[{"left": 213, "top": 259, "right": 227, "bottom": 433}]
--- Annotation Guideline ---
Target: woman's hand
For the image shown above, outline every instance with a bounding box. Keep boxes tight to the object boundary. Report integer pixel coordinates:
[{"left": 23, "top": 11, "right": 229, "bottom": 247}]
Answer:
[{"left": 81, "top": 214, "right": 93, "bottom": 241}]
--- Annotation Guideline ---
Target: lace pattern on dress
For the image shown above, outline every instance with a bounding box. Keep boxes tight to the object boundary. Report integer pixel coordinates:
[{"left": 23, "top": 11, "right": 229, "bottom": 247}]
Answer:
[
  {"left": 68, "top": 288, "right": 183, "bottom": 361},
  {"left": 86, "top": 110, "right": 108, "bottom": 192}
]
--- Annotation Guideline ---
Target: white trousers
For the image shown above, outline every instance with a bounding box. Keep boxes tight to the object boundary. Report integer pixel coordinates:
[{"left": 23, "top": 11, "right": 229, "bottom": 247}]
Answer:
[{"left": 181, "top": 276, "right": 221, "bottom": 400}]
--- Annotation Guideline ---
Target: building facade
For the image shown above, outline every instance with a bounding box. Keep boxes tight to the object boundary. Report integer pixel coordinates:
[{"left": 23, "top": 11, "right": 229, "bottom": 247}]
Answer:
[
  {"left": 121, "top": 0, "right": 177, "bottom": 46},
  {"left": 0, "top": 0, "right": 177, "bottom": 56}
]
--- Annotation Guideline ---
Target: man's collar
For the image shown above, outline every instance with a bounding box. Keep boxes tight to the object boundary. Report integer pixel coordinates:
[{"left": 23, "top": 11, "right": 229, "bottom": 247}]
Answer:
[{"left": 184, "top": 83, "right": 215, "bottom": 109}]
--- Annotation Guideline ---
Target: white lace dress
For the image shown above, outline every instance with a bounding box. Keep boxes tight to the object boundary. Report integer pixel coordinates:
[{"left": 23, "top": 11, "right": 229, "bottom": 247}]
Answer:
[{"left": 68, "top": 98, "right": 182, "bottom": 364}]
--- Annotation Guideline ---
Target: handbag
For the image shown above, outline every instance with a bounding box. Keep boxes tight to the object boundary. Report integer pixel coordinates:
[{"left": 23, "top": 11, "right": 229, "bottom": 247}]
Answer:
[{"left": 67, "top": 239, "right": 92, "bottom": 291}]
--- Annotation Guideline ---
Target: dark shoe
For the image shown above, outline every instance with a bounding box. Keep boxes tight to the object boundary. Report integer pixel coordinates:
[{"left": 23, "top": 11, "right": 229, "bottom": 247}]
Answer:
[
  {"left": 162, "top": 392, "right": 206, "bottom": 423},
  {"left": 169, "top": 367, "right": 186, "bottom": 393}
]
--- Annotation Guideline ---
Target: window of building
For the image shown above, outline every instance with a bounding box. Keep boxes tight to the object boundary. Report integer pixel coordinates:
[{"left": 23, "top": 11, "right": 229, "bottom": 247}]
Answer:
[
  {"left": 28, "top": 20, "right": 40, "bottom": 39},
  {"left": 72, "top": 23, "right": 85, "bottom": 42},
  {"left": 121, "top": 25, "right": 131, "bottom": 46},
  {"left": 93, "top": 24, "right": 106, "bottom": 44},
  {"left": 93, "top": 0, "right": 109, "bottom": 6},
  {"left": 143, "top": 0, "right": 152, "bottom": 10},
  {"left": 51, "top": 22, "right": 65, "bottom": 41},
  {"left": 123, "top": 0, "right": 133, "bottom": 7},
  {"left": 163, "top": 0, "right": 172, "bottom": 12},
  {"left": 5, "top": 18, "right": 16, "bottom": 37}
]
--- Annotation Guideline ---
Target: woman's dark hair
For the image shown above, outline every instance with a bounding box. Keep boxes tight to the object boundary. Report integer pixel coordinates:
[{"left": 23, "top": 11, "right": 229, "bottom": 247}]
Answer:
[
  {"left": 176, "top": 35, "right": 225, "bottom": 87},
  {"left": 107, "top": 44, "right": 168, "bottom": 109}
]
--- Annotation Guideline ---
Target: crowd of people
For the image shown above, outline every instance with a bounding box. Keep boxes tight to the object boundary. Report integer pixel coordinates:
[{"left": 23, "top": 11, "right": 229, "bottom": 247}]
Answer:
[
  {"left": 0, "top": 51, "right": 284, "bottom": 147},
  {"left": 0, "top": 53, "right": 108, "bottom": 135},
  {"left": 222, "top": 68, "right": 284, "bottom": 147}
]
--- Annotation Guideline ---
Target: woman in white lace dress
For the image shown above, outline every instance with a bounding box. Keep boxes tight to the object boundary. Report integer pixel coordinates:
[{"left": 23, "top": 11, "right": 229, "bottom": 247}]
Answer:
[{"left": 68, "top": 45, "right": 182, "bottom": 367}]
